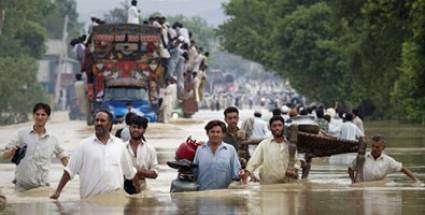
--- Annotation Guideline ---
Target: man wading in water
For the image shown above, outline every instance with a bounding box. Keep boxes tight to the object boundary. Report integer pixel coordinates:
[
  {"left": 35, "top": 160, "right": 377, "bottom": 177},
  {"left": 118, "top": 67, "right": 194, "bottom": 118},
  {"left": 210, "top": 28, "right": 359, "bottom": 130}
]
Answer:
[
  {"left": 2, "top": 103, "right": 68, "bottom": 191},
  {"left": 50, "top": 110, "right": 142, "bottom": 199},
  {"left": 348, "top": 135, "right": 422, "bottom": 184},
  {"left": 193, "top": 120, "right": 245, "bottom": 190},
  {"left": 241, "top": 116, "right": 299, "bottom": 184}
]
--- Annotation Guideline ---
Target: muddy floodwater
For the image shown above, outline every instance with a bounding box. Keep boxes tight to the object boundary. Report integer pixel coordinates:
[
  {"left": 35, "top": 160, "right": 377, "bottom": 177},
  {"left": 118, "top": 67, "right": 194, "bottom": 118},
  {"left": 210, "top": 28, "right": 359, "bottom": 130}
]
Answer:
[{"left": 0, "top": 110, "right": 424, "bottom": 214}]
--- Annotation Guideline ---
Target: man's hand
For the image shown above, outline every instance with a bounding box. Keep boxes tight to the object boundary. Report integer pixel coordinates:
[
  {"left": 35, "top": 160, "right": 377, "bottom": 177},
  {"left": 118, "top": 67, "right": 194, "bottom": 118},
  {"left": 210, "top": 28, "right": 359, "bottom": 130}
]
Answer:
[
  {"left": 250, "top": 174, "right": 260, "bottom": 182},
  {"left": 239, "top": 170, "right": 249, "bottom": 184},
  {"left": 132, "top": 175, "right": 142, "bottom": 194},
  {"left": 50, "top": 191, "right": 60, "bottom": 200},
  {"left": 239, "top": 140, "right": 249, "bottom": 145},
  {"left": 285, "top": 169, "right": 298, "bottom": 179},
  {"left": 2, "top": 147, "right": 17, "bottom": 160}
]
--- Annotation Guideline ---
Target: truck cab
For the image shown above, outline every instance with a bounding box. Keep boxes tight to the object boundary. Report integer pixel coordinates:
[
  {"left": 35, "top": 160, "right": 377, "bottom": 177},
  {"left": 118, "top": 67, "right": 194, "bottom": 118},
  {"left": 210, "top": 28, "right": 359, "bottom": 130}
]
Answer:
[
  {"left": 84, "top": 24, "right": 162, "bottom": 124},
  {"left": 102, "top": 87, "right": 157, "bottom": 123}
]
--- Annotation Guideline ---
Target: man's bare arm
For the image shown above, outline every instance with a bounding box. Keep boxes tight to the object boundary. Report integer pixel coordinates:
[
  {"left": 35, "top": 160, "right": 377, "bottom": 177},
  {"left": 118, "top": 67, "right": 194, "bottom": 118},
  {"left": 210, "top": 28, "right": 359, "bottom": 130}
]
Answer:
[
  {"left": 50, "top": 171, "right": 71, "bottom": 200},
  {"left": 137, "top": 170, "right": 158, "bottom": 179},
  {"left": 2, "top": 148, "right": 16, "bottom": 160},
  {"left": 401, "top": 167, "right": 419, "bottom": 182}
]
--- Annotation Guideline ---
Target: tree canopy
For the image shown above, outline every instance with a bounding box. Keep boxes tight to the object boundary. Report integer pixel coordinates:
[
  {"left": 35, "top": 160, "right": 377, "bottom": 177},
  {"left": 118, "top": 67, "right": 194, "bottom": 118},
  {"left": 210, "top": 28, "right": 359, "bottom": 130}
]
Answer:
[
  {"left": 0, "top": 0, "right": 82, "bottom": 124},
  {"left": 219, "top": 0, "right": 425, "bottom": 122}
]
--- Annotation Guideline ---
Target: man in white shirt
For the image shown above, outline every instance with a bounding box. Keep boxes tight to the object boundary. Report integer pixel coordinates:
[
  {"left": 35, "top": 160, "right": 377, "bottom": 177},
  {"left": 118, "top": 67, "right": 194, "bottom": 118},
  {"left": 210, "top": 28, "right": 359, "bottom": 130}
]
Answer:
[
  {"left": 161, "top": 78, "right": 177, "bottom": 123},
  {"left": 326, "top": 108, "right": 343, "bottom": 137},
  {"left": 339, "top": 113, "right": 364, "bottom": 141},
  {"left": 2, "top": 103, "right": 68, "bottom": 191},
  {"left": 247, "top": 110, "right": 268, "bottom": 155},
  {"left": 241, "top": 116, "right": 298, "bottom": 184},
  {"left": 127, "top": 0, "right": 140, "bottom": 24},
  {"left": 50, "top": 110, "right": 141, "bottom": 199},
  {"left": 175, "top": 23, "right": 190, "bottom": 46},
  {"left": 348, "top": 135, "right": 421, "bottom": 183},
  {"left": 124, "top": 115, "right": 158, "bottom": 194},
  {"left": 352, "top": 109, "right": 365, "bottom": 133},
  {"left": 330, "top": 113, "right": 364, "bottom": 166}
]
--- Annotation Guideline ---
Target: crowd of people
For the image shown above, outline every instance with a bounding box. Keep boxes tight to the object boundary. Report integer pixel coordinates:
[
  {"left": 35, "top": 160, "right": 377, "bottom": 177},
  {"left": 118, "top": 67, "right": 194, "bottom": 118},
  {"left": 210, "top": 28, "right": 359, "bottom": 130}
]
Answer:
[
  {"left": 0, "top": 102, "right": 422, "bottom": 203},
  {"left": 203, "top": 78, "right": 302, "bottom": 112}
]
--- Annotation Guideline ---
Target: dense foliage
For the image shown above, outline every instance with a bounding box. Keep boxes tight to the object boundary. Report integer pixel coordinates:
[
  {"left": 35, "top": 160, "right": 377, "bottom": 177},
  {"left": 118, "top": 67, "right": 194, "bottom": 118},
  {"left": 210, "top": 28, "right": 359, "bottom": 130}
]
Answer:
[
  {"left": 219, "top": 0, "right": 425, "bottom": 122},
  {"left": 0, "top": 0, "right": 81, "bottom": 124}
]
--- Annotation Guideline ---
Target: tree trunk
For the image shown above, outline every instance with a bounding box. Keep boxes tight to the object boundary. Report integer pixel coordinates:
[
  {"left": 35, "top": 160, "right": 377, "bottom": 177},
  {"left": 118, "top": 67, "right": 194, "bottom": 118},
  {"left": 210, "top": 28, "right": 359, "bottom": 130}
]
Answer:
[{"left": 0, "top": 0, "right": 4, "bottom": 35}]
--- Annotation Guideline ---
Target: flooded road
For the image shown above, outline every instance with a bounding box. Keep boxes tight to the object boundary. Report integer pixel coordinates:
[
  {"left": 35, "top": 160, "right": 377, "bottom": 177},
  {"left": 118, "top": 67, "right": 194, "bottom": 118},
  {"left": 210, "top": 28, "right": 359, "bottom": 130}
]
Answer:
[{"left": 0, "top": 110, "right": 424, "bottom": 214}]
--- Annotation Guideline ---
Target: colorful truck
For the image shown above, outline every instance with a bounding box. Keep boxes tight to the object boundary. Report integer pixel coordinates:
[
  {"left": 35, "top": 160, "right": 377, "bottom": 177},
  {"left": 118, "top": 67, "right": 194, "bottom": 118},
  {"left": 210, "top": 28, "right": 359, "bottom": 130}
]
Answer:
[
  {"left": 83, "top": 23, "right": 165, "bottom": 125},
  {"left": 83, "top": 23, "right": 200, "bottom": 125}
]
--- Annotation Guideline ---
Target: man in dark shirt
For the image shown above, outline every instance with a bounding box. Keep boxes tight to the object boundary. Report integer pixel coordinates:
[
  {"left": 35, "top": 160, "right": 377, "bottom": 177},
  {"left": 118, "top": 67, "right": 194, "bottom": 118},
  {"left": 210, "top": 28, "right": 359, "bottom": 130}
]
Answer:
[{"left": 223, "top": 107, "right": 249, "bottom": 167}]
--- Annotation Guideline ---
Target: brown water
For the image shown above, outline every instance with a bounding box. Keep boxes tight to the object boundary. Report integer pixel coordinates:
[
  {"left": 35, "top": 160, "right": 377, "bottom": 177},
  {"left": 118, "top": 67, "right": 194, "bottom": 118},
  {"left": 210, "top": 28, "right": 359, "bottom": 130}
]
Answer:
[{"left": 0, "top": 110, "right": 424, "bottom": 215}]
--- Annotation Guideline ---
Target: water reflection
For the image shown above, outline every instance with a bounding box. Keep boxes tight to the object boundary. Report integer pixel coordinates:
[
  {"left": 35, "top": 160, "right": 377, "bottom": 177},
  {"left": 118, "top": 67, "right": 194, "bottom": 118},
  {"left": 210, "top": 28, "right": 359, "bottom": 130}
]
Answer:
[
  {"left": 170, "top": 191, "right": 248, "bottom": 215},
  {"left": 1, "top": 185, "right": 425, "bottom": 215},
  {"left": 359, "top": 190, "right": 402, "bottom": 215}
]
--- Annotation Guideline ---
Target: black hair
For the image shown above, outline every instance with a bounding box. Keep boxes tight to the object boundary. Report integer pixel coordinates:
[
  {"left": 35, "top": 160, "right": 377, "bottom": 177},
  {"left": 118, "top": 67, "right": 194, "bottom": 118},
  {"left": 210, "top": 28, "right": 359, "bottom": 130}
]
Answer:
[
  {"left": 75, "top": 73, "right": 82, "bottom": 81},
  {"left": 269, "top": 115, "right": 285, "bottom": 127},
  {"left": 96, "top": 109, "right": 114, "bottom": 131},
  {"left": 182, "top": 52, "right": 189, "bottom": 61},
  {"left": 272, "top": 108, "right": 282, "bottom": 116},
  {"left": 316, "top": 108, "right": 324, "bottom": 118},
  {"left": 96, "top": 109, "right": 113, "bottom": 122},
  {"left": 130, "top": 115, "right": 148, "bottom": 129},
  {"left": 352, "top": 108, "right": 361, "bottom": 118},
  {"left": 205, "top": 120, "right": 227, "bottom": 133},
  {"left": 33, "top": 103, "right": 51, "bottom": 116},
  {"left": 125, "top": 112, "right": 137, "bottom": 125},
  {"left": 337, "top": 109, "right": 345, "bottom": 118},
  {"left": 181, "top": 43, "right": 189, "bottom": 50},
  {"left": 224, "top": 106, "right": 239, "bottom": 118},
  {"left": 131, "top": 0, "right": 137, "bottom": 6},
  {"left": 323, "top": 114, "right": 331, "bottom": 122},
  {"left": 344, "top": 113, "right": 354, "bottom": 121},
  {"left": 254, "top": 112, "right": 262, "bottom": 118},
  {"left": 299, "top": 108, "right": 308, "bottom": 116},
  {"left": 371, "top": 135, "right": 385, "bottom": 144}
]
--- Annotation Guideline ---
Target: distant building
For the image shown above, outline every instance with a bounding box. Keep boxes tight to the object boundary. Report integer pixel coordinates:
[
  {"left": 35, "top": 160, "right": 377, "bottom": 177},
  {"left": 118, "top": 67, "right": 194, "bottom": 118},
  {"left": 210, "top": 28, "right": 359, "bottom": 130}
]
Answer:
[{"left": 38, "top": 39, "right": 79, "bottom": 109}]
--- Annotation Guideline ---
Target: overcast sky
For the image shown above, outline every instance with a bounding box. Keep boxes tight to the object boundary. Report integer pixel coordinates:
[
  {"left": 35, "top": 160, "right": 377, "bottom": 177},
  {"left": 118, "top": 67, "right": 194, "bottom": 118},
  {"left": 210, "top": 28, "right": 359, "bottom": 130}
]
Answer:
[{"left": 75, "top": 0, "right": 230, "bottom": 27}]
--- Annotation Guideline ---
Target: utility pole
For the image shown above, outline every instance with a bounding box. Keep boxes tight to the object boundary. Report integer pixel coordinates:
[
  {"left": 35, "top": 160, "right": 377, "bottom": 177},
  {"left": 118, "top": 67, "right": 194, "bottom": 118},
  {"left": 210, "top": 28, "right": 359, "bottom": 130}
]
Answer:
[{"left": 54, "top": 15, "right": 69, "bottom": 110}]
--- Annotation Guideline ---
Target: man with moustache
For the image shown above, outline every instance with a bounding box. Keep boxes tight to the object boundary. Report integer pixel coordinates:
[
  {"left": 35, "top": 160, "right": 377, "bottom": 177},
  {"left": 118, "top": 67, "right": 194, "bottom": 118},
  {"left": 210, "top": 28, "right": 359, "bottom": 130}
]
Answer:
[
  {"left": 50, "top": 110, "right": 140, "bottom": 199},
  {"left": 241, "top": 116, "right": 299, "bottom": 184},
  {"left": 194, "top": 120, "right": 244, "bottom": 190},
  {"left": 223, "top": 107, "right": 249, "bottom": 163},
  {"left": 348, "top": 135, "right": 422, "bottom": 184},
  {"left": 123, "top": 115, "right": 159, "bottom": 194},
  {"left": 2, "top": 103, "right": 68, "bottom": 191}
]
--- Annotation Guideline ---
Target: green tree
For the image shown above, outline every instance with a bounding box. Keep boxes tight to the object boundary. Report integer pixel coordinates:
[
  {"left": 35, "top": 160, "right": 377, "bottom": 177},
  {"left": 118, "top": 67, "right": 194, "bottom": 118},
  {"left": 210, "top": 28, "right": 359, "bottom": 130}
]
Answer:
[
  {"left": 219, "top": 0, "right": 425, "bottom": 120},
  {"left": 104, "top": 1, "right": 128, "bottom": 24},
  {"left": 391, "top": 1, "right": 425, "bottom": 122},
  {"left": 0, "top": 0, "right": 82, "bottom": 124},
  {"left": 0, "top": 56, "right": 46, "bottom": 124},
  {"left": 14, "top": 21, "right": 47, "bottom": 58},
  {"left": 43, "top": 0, "right": 83, "bottom": 39}
]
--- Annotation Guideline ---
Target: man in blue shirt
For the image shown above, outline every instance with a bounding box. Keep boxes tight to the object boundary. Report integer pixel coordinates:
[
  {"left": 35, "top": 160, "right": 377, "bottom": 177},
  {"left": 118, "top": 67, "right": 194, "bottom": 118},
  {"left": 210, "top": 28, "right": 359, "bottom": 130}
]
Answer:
[{"left": 193, "top": 120, "right": 243, "bottom": 190}]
